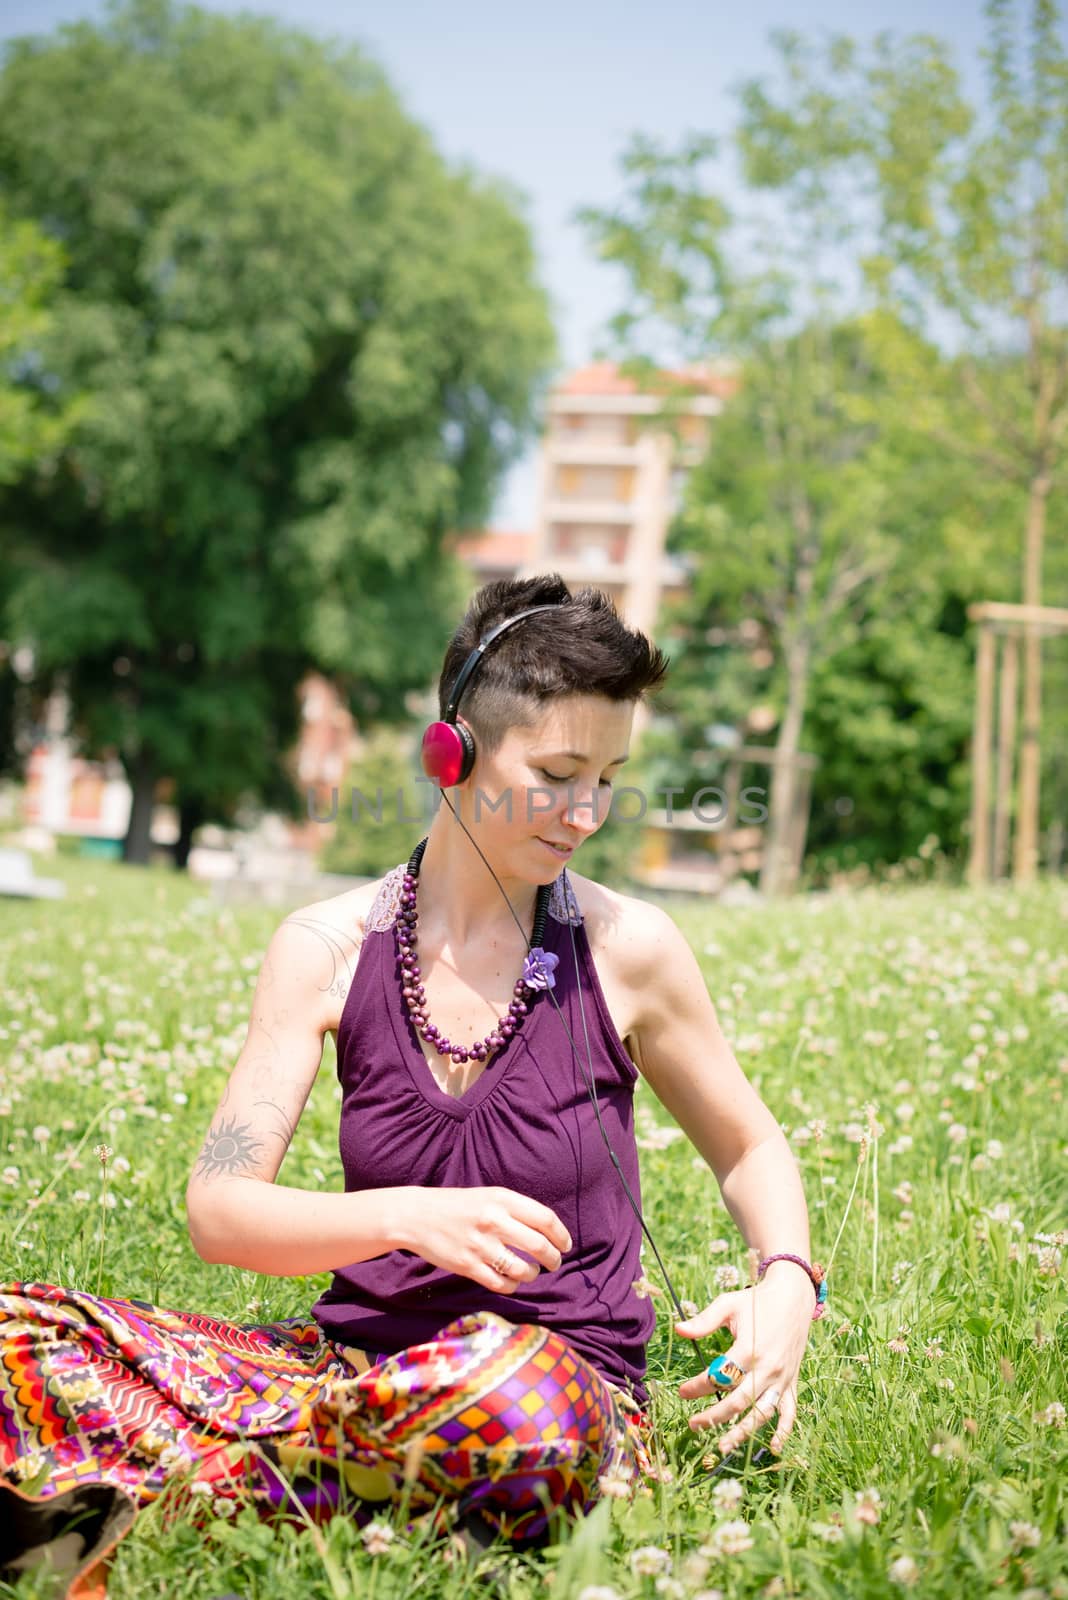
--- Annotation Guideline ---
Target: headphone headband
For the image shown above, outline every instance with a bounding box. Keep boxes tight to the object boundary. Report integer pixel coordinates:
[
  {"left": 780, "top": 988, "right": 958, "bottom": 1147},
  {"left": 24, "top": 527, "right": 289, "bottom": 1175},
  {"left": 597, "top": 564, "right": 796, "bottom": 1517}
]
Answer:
[{"left": 443, "top": 604, "right": 563, "bottom": 724}]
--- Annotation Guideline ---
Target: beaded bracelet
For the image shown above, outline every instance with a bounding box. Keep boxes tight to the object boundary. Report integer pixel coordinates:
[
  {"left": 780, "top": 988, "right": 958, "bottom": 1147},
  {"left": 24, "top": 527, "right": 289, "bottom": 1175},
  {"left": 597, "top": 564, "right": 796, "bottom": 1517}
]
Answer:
[{"left": 757, "top": 1253, "right": 828, "bottom": 1320}]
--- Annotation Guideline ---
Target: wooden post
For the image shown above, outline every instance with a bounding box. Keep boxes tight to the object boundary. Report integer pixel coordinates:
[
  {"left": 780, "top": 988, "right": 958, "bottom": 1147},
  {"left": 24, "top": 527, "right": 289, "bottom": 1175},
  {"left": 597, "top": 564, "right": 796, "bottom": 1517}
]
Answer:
[
  {"left": 722, "top": 754, "right": 743, "bottom": 883},
  {"left": 785, "top": 762, "right": 813, "bottom": 893},
  {"left": 1013, "top": 614, "right": 1043, "bottom": 882},
  {"left": 968, "top": 622, "right": 996, "bottom": 885},
  {"left": 992, "top": 633, "right": 1018, "bottom": 881}
]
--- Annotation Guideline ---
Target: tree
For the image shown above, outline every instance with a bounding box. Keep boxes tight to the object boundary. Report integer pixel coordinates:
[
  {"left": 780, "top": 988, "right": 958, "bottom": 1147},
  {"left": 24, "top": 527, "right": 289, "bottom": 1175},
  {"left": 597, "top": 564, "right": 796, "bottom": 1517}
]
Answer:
[
  {"left": 0, "top": 0, "right": 555, "bottom": 861},
  {"left": 579, "top": 140, "right": 901, "bottom": 894},
  {"left": 0, "top": 206, "right": 73, "bottom": 485},
  {"left": 735, "top": 1, "right": 1068, "bottom": 879},
  {"left": 657, "top": 316, "right": 997, "bottom": 879},
  {"left": 0, "top": 205, "right": 80, "bottom": 777}
]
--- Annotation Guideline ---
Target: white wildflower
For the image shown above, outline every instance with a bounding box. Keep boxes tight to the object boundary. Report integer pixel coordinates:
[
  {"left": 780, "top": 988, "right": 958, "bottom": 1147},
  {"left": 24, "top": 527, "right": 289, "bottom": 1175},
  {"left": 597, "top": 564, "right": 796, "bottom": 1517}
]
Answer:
[
  {"left": 361, "top": 1520, "right": 396, "bottom": 1555},
  {"left": 158, "top": 1443, "right": 187, "bottom": 1477},
  {"left": 679, "top": 1553, "right": 710, "bottom": 1587},
  {"left": 630, "top": 1546, "right": 673, "bottom": 1578},
  {"left": 1035, "top": 1246, "right": 1062, "bottom": 1278},
  {"left": 888, "top": 1554, "right": 920, "bottom": 1587},
  {"left": 711, "top": 1478, "right": 744, "bottom": 1514},
  {"left": 811, "top": 1519, "right": 844, "bottom": 1544},
  {"left": 706, "top": 1520, "right": 753, "bottom": 1557},
  {"left": 855, "top": 1487, "right": 882, "bottom": 1526},
  {"left": 597, "top": 1464, "right": 634, "bottom": 1499}
]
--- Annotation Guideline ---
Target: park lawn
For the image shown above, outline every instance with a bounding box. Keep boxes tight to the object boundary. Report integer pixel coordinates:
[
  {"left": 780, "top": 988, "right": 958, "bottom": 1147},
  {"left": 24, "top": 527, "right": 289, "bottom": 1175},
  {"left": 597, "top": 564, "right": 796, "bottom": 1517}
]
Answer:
[{"left": 0, "top": 857, "right": 1065, "bottom": 1599}]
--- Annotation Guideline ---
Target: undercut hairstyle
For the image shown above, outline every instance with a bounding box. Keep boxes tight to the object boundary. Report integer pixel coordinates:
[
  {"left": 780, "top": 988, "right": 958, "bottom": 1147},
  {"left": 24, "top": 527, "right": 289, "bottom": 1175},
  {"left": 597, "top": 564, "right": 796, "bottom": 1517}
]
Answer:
[{"left": 438, "top": 574, "right": 669, "bottom": 756}]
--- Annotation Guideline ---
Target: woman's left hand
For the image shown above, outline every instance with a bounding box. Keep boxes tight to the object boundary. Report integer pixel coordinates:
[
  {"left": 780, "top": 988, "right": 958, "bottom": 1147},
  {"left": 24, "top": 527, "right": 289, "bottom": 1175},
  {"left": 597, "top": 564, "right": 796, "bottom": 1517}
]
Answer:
[{"left": 674, "top": 1267, "right": 815, "bottom": 1456}]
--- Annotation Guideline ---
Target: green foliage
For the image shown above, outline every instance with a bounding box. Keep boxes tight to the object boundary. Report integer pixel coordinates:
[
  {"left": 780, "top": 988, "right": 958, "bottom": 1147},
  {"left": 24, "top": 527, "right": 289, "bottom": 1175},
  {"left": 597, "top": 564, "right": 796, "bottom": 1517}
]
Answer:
[
  {"left": 567, "top": 806, "right": 644, "bottom": 891},
  {"left": 580, "top": 4, "right": 1068, "bottom": 875},
  {"left": 0, "top": 0, "right": 554, "bottom": 845},
  {"left": 0, "top": 203, "right": 76, "bottom": 484},
  {"left": 0, "top": 203, "right": 82, "bottom": 778},
  {"left": 318, "top": 727, "right": 438, "bottom": 880},
  {"left": 1, "top": 861, "right": 1065, "bottom": 1596}
]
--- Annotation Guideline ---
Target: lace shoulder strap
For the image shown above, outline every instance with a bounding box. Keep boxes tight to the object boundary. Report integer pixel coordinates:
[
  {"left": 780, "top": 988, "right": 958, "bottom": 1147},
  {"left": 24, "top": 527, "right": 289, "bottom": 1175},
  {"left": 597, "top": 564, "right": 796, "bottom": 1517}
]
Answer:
[
  {"left": 365, "top": 863, "right": 407, "bottom": 933},
  {"left": 548, "top": 871, "right": 583, "bottom": 925}
]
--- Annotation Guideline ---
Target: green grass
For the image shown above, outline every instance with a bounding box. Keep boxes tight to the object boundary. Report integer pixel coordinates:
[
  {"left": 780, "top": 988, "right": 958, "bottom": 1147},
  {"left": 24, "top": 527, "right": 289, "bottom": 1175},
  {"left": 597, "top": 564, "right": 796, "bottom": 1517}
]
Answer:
[{"left": 1, "top": 858, "right": 1066, "bottom": 1598}]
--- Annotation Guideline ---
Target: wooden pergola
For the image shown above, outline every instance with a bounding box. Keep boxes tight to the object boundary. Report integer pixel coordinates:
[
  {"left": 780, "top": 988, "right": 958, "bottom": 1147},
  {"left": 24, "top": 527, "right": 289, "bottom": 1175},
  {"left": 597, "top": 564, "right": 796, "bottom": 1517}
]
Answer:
[{"left": 968, "top": 600, "right": 1068, "bottom": 884}]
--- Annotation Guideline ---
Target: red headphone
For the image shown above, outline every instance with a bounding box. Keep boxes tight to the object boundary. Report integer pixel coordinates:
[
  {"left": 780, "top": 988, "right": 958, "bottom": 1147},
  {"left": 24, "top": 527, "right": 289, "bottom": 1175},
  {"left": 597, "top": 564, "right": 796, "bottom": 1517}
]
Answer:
[{"left": 420, "top": 606, "right": 562, "bottom": 789}]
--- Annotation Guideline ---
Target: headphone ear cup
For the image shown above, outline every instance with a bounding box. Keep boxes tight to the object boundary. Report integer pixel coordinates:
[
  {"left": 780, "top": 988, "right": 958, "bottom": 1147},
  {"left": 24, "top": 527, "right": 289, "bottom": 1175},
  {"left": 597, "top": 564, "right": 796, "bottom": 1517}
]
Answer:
[
  {"left": 454, "top": 720, "right": 476, "bottom": 784},
  {"left": 421, "top": 721, "right": 476, "bottom": 788}
]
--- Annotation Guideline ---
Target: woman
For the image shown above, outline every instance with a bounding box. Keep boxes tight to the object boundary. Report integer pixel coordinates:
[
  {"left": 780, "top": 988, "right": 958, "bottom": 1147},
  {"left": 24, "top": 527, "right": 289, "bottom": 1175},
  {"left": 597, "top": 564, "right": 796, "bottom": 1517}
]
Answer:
[{"left": 0, "top": 576, "right": 822, "bottom": 1594}]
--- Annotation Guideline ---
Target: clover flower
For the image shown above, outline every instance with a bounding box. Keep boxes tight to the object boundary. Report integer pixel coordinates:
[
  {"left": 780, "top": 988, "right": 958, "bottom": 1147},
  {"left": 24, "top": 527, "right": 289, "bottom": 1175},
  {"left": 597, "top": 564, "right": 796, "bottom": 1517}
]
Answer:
[
  {"left": 630, "top": 1545, "right": 673, "bottom": 1577},
  {"left": 704, "top": 1520, "right": 753, "bottom": 1557},
  {"left": 361, "top": 1520, "right": 396, "bottom": 1555},
  {"left": 888, "top": 1554, "right": 920, "bottom": 1587},
  {"left": 711, "top": 1478, "right": 744, "bottom": 1514},
  {"left": 855, "top": 1487, "right": 882, "bottom": 1526},
  {"left": 1008, "top": 1520, "right": 1041, "bottom": 1554}
]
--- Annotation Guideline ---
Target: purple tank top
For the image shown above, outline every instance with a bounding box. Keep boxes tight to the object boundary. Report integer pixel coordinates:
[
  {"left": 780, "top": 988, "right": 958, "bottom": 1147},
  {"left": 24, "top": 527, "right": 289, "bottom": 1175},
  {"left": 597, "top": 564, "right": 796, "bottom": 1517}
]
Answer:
[{"left": 311, "top": 866, "right": 656, "bottom": 1407}]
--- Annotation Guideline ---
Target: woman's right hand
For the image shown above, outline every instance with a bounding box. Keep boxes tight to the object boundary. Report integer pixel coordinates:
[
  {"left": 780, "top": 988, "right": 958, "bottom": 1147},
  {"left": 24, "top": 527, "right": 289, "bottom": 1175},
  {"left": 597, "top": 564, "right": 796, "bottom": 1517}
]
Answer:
[{"left": 396, "top": 1186, "right": 573, "bottom": 1294}]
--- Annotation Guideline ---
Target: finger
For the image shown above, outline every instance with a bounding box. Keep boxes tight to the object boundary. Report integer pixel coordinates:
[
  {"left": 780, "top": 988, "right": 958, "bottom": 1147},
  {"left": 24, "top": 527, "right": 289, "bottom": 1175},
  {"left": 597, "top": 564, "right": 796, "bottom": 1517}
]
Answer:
[
  {"left": 770, "top": 1386, "right": 797, "bottom": 1455},
  {"left": 501, "top": 1218, "right": 566, "bottom": 1273},
  {"left": 470, "top": 1261, "right": 519, "bottom": 1294},
  {"left": 687, "top": 1368, "right": 767, "bottom": 1431},
  {"left": 504, "top": 1191, "right": 572, "bottom": 1255},
  {"left": 488, "top": 1246, "right": 539, "bottom": 1288},
  {"left": 717, "top": 1385, "right": 782, "bottom": 1456},
  {"left": 674, "top": 1293, "right": 741, "bottom": 1343},
  {"left": 679, "top": 1333, "right": 757, "bottom": 1402},
  {"left": 467, "top": 1247, "right": 534, "bottom": 1294}
]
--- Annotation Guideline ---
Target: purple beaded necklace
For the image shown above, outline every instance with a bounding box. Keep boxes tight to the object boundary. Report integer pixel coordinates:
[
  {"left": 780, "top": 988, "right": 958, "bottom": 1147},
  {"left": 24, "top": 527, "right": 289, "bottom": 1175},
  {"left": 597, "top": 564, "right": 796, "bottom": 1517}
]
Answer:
[{"left": 398, "top": 836, "right": 559, "bottom": 1068}]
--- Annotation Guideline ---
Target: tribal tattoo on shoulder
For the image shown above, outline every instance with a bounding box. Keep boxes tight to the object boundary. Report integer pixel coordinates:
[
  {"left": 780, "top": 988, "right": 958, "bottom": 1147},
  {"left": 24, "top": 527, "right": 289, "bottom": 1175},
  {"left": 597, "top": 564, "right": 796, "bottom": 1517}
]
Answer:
[
  {"left": 284, "top": 914, "right": 361, "bottom": 1004},
  {"left": 194, "top": 1116, "right": 266, "bottom": 1181}
]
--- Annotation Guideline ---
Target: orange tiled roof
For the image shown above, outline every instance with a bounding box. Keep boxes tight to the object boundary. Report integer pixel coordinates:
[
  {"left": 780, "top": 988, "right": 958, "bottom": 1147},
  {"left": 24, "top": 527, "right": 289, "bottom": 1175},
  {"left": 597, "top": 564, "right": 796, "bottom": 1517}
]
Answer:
[
  {"left": 449, "top": 529, "right": 534, "bottom": 568},
  {"left": 555, "top": 360, "right": 736, "bottom": 399}
]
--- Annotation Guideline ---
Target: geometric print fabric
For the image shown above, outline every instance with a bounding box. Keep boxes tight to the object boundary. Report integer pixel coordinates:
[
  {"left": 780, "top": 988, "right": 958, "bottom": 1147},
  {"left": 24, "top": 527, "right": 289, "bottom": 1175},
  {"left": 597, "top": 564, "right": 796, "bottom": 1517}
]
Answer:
[{"left": 0, "top": 1280, "right": 651, "bottom": 1570}]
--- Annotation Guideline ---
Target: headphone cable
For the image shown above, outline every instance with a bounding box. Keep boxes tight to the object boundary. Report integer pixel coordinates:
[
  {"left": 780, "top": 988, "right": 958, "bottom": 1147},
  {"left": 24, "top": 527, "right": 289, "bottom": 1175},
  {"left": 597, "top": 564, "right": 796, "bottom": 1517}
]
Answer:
[{"left": 430, "top": 795, "right": 707, "bottom": 1368}]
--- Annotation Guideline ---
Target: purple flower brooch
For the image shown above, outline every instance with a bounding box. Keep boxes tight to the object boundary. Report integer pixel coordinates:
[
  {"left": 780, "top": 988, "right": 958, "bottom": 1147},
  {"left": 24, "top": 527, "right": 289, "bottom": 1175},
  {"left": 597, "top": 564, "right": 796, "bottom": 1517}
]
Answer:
[{"left": 522, "top": 947, "right": 559, "bottom": 991}]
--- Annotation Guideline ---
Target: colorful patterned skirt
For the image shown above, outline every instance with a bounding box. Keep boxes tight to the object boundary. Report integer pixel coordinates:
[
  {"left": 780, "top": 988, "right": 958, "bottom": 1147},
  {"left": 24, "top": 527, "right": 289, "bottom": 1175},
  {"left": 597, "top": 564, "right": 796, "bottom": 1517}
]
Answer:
[{"left": 0, "top": 1281, "right": 651, "bottom": 1596}]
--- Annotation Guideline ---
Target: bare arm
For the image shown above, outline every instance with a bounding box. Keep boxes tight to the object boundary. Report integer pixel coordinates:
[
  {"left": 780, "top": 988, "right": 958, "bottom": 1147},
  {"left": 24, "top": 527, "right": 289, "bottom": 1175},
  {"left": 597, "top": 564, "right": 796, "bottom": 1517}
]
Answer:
[
  {"left": 185, "top": 903, "right": 411, "bottom": 1276},
  {"left": 186, "top": 896, "right": 578, "bottom": 1288},
  {"left": 624, "top": 901, "right": 812, "bottom": 1268}
]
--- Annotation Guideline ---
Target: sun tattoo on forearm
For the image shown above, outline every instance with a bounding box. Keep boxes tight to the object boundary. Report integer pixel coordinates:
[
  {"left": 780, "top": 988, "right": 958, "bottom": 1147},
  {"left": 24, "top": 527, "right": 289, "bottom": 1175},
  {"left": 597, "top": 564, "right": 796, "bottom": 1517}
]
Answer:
[{"left": 194, "top": 1117, "right": 264, "bottom": 1180}]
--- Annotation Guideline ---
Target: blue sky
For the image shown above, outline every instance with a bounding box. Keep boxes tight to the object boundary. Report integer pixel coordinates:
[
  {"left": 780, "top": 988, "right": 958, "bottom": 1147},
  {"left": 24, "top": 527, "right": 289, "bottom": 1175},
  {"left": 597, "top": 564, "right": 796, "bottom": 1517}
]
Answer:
[{"left": 2, "top": 0, "right": 994, "bottom": 526}]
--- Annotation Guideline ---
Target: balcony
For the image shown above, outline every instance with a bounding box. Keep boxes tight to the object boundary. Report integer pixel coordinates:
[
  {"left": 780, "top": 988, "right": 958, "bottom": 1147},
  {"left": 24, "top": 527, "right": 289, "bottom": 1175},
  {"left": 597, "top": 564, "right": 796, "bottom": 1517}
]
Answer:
[
  {"left": 546, "top": 441, "right": 643, "bottom": 467},
  {"left": 545, "top": 499, "right": 635, "bottom": 525}
]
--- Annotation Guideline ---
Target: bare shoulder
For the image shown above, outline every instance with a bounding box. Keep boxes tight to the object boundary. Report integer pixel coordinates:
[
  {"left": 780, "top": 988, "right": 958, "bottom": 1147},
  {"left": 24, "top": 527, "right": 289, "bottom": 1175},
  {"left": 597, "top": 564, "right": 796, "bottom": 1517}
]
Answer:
[
  {"left": 274, "top": 872, "right": 393, "bottom": 1034},
  {"left": 562, "top": 870, "right": 683, "bottom": 986}
]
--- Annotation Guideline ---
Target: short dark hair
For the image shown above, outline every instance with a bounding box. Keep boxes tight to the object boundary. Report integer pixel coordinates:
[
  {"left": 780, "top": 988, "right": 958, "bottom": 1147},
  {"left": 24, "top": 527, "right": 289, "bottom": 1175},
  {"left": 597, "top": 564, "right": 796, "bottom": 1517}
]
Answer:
[{"left": 438, "top": 574, "right": 669, "bottom": 754}]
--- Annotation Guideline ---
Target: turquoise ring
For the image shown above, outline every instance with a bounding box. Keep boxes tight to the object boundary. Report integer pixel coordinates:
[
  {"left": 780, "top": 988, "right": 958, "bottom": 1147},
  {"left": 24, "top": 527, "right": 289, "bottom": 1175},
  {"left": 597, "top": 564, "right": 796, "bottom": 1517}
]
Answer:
[{"left": 706, "top": 1355, "right": 746, "bottom": 1390}]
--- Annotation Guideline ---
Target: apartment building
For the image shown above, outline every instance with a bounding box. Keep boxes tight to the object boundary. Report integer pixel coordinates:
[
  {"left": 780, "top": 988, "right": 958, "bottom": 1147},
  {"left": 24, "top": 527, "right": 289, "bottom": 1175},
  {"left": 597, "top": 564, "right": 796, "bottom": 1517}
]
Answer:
[{"left": 523, "top": 361, "right": 733, "bottom": 632}]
